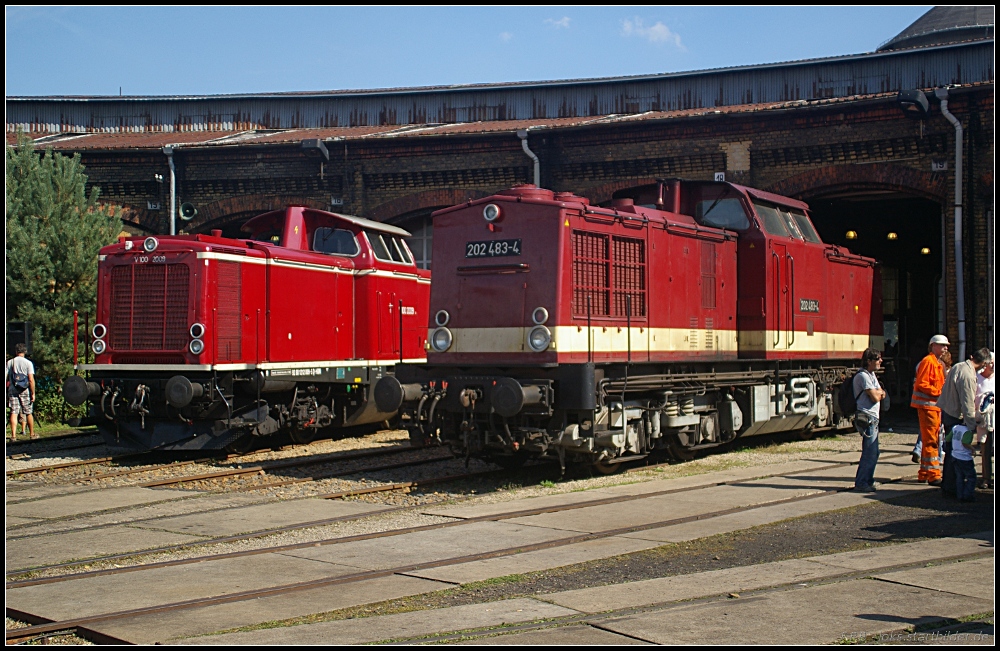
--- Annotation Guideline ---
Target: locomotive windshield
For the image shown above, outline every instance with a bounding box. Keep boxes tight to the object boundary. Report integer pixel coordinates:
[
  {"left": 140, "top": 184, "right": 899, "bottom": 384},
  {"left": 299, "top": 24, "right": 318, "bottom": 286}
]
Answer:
[
  {"left": 683, "top": 185, "right": 750, "bottom": 231},
  {"left": 313, "top": 227, "right": 360, "bottom": 256}
]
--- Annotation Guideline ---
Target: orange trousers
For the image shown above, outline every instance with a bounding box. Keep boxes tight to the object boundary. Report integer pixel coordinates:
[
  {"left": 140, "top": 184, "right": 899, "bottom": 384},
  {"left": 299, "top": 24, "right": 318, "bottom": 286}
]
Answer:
[{"left": 917, "top": 407, "right": 942, "bottom": 482}]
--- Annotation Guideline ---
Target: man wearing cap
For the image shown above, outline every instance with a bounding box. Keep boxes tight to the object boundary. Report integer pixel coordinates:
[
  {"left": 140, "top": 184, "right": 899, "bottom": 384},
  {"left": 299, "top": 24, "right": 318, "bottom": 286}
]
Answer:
[{"left": 910, "top": 335, "right": 950, "bottom": 485}]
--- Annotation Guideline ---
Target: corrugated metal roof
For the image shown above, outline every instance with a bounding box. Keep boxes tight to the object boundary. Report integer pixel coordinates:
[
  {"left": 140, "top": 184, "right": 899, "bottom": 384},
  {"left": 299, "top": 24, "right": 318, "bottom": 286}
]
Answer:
[
  {"left": 6, "top": 39, "right": 992, "bottom": 138},
  {"left": 7, "top": 93, "right": 921, "bottom": 151}
]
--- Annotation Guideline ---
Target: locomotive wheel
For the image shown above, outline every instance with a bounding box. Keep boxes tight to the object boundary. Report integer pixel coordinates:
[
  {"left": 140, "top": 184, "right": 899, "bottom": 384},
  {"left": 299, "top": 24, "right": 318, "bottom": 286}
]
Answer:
[
  {"left": 224, "top": 434, "right": 255, "bottom": 455},
  {"left": 592, "top": 456, "right": 623, "bottom": 475},
  {"left": 795, "top": 427, "right": 817, "bottom": 441},
  {"left": 290, "top": 427, "right": 320, "bottom": 445},
  {"left": 666, "top": 435, "right": 696, "bottom": 462}
]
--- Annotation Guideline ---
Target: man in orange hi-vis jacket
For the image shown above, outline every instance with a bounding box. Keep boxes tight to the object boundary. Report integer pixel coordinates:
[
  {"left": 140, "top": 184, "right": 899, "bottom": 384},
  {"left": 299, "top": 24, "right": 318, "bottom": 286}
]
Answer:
[{"left": 911, "top": 334, "right": 950, "bottom": 485}]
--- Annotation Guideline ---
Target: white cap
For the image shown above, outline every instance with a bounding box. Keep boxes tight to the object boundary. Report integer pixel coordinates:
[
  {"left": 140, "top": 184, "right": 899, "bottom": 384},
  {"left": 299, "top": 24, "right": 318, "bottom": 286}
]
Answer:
[{"left": 929, "top": 334, "right": 950, "bottom": 346}]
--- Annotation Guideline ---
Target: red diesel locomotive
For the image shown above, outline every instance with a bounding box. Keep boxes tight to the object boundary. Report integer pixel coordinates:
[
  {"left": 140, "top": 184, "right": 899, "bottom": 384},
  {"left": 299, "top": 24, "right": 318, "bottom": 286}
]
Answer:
[
  {"left": 64, "top": 206, "right": 430, "bottom": 452},
  {"left": 375, "top": 181, "right": 882, "bottom": 472}
]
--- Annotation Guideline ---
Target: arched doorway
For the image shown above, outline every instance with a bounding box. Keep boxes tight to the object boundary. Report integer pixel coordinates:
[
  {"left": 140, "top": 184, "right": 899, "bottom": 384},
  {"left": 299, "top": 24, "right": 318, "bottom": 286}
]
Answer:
[
  {"left": 389, "top": 208, "right": 441, "bottom": 271},
  {"left": 807, "top": 191, "right": 943, "bottom": 400}
]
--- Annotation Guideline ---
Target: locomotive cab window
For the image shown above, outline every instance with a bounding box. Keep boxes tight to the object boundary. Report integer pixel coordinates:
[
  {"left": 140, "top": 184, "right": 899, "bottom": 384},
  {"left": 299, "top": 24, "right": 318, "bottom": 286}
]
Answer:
[
  {"left": 786, "top": 209, "right": 822, "bottom": 243},
  {"left": 312, "top": 227, "right": 360, "bottom": 256},
  {"left": 366, "top": 231, "right": 414, "bottom": 265},
  {"left": 251, "top": 228, "right": 282, "bottom": 245},
  {"left": 752, "top": 202, "right": 791, "bottom": 238},
  {"left": 683, "top": 185, "right": 750, "bottom": 231}
]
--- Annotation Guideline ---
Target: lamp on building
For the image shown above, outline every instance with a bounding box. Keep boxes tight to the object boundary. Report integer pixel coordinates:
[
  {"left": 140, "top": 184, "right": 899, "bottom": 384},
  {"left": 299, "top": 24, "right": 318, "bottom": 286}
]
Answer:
[
  {"left": 845, "top": 230, "right": 858, "bottom": 240},
  {"left": 897, "top": 89, "right": 930, "bottom": 119},
  {"left": 887, "top": 232, "right": 898, "bottom": 240},
  {"left": 920, "top": 247, "right": 931, "bottom": 255}
]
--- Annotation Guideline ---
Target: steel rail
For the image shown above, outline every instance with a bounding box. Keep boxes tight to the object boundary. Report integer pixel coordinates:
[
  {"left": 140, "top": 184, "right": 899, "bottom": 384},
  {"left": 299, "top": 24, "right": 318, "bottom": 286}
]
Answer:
[
  {"left": 6, "top": 454, "right": 907, "bottom": 588},
  {"left": 6, "top": 474, "right": 910, "bottom": 642}
]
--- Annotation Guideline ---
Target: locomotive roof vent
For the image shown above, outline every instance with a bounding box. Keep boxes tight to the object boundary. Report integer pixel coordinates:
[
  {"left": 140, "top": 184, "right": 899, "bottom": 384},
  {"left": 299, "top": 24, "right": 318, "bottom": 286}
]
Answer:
[
  {"left": 496, "top": 185, "right": 555, "bottom": 201},
  {"left": 553, "top": 191, "right": 589, "bottom": 205}
]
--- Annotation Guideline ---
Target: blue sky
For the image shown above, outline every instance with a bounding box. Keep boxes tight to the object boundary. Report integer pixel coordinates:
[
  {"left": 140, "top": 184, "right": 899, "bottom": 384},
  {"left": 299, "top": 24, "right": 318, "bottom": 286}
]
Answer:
[{"left": 6, "top": 6, "right": 933, "bottom": 97}]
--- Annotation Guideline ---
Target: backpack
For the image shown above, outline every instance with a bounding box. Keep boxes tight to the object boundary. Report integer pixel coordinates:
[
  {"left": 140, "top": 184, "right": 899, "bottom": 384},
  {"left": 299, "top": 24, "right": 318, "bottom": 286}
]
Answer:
[
  {"left": 7, "top": 364, "right": 30, "bottom": 393},
  {"left": 837, "top": 371, "right": 863, "bottom": 415}
]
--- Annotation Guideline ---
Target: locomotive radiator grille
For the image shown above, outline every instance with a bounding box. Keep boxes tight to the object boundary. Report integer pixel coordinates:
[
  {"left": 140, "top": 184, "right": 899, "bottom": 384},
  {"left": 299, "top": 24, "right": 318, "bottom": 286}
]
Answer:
[
  {"left": 612, "top": 236, "right": 646, "bottom": 317},
  {"left": 572, "top": 231, "right": 610, "bottom": 316},
  {"left": 215, "top": 261, "right": 242, "bottom": 361},
  {"left": 571, "top": 231, "right": 647, "bottom": 318},
  {"left": 109, "top": 264, "right": 190, "bottom": 351}
]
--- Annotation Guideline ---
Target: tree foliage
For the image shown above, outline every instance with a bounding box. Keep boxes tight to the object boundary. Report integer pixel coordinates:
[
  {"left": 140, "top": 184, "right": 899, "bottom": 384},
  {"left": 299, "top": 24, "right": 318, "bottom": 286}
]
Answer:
[{"left": 6, "top": 131, "right": 122, "bottom": 389}]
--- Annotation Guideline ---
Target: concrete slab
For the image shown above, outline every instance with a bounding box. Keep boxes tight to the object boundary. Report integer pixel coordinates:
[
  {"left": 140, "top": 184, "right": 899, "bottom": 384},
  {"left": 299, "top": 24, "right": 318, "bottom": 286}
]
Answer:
[
  {"left": 619, "top": 485, "right": 924, "bottom": 543},
  {"left": 458, "top": 623, "right": 653, "bottom": 645},
  {"left": 6, "top": 515, "right": 41, "bottom": 527},
  {"left": 5, "top": 483, "right": 100, "bottom": 503},
  {"left": 283, "top": 520, "right": 576, "bottom": 571},
  {"left": 6, "top": 524, "right": 207, "bottom": 571},
  {"left": 6, "top": 552, "right": 361, "bottom": 621},
  {"left": 503, "top": 481, "right": 826, "bottom": 535},
  {"left": 873, "top": 557, "right": 994, "bottom": 600},
  {"left": 7, "top": 493, "right": 271, "bottom": 538},
  {"left": 140, "top": 498, "right": 392, "bottom": 537},
  {"left": 543, "top": 558, "right": 838, "bottom": 614},
  {"left": 422, "top": 457, "right": 845, "bottom": 520},
  {"left": 89, "top": 575, "right": 450, "bottom": 645},
  {"left": 172, "top": 597, "right": 578, "bottom": 645},
  {"left": 542, "top": 535, "right": 994, "bottom": 615},
  {"left": 805, "top": 533, "right": 993, "bottom": 572},
  {"left": 405, "top": 535, "right": 662, "bottom": 585},
  {"left": 594, "top": 576, "right": 992, "bottom": 645},
  {"left": 5, "top": 486, "right": 199, "bottom": 519}
]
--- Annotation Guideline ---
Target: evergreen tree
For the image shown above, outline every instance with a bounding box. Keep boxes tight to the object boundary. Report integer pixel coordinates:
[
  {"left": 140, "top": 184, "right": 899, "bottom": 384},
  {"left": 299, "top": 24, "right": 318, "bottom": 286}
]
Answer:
[{"left": 6, "top": 131, "right": 121, "bottom": 400}]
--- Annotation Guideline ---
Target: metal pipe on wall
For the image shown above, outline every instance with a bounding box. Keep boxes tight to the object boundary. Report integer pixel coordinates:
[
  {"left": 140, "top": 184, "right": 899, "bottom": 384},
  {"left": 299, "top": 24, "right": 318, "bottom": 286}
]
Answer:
[
  {"left": 934, "top": 88, "right": 966, "bottom": 360},
  {"left": 163, "top": 146, "right": 176, "bottom": 236},
  {"left": 517, "top": 129, "right": 540, "bottom": 187}
]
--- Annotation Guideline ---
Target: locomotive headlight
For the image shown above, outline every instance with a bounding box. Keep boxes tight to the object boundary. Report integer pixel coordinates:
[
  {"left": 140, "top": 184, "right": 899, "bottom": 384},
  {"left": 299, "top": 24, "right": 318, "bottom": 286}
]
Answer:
[
  {"left": 483, "top": 203, "right": 502, "bottom": 222},
  {"left": 92, "top": 323, "right": 107, "bottom": 340},
  {"left": 430, "top": 327, "right": 453, "bottom": 352},
  {"left": 190, "top": 323, "right": 206, "bottom": 339},
  {"left": 434, "top": 310, "right": 450, "bottom": 327},
  {"left": 143, "top": 237, "right": 159, "bottom": 253},
  {"left": 531, "top": 307, "right": 549, "bottom": 325},
  {"left": 92, "top": 339, "right": 107, "bottom": 355},
  {"left": 189, "top": 339, "right": 205, "bottom": 355},
  {"left": 527, "top": 325, "right": 552, "bottom": 352}
]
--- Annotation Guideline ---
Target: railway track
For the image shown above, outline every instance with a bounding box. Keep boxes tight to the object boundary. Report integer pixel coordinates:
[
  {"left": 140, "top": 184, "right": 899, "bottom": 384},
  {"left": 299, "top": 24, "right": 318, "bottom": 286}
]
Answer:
[
  {"left": 7, "top": 454, "right": 902, "bottom": 587},
  {"left": 6, "top": 456, "right": 910, "bottom": 643}
]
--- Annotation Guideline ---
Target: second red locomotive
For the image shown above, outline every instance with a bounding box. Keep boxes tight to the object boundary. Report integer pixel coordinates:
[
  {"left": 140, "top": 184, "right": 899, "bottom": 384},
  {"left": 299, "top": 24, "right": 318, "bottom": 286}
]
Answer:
[
  {"left": 64, "top": 206, "right": 430, "bottom": 452},
  {"left": 376, "top": 181, "right": 882, "bottom": 472}
]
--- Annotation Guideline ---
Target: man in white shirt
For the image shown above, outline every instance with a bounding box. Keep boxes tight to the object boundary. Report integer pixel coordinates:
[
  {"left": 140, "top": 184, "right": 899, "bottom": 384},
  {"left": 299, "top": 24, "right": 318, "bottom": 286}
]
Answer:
[
  {"left": 6, "top": 343, "right": 36, "bottom": 441},
  {"left": 853, "top": 348, "right": 886, "bottom": 492}
]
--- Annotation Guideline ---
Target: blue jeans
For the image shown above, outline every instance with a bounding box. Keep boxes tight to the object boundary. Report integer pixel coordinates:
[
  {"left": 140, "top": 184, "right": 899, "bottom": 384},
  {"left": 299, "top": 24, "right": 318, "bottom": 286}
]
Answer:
[
  {"left": 954, "top": 458, "right": 977, "bottom": 501},
  {"left": 855, "top": 414, "right": 880, "bottom": 489}
]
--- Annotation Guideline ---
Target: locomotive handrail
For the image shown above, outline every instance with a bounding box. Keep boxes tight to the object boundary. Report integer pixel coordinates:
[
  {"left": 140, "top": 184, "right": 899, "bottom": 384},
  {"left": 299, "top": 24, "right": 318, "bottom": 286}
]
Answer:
[
  {"left": 663, "top": 222, "right": 735, "bottom": 243},
  {"left": 456, "top": 263, "right": 530, "bottom": 275},
  {"left": 787, "top": 253, "right": 796, "bottom": 348},
  {"left": 772, "top": 250, "right": 781, "bottom": 348}
]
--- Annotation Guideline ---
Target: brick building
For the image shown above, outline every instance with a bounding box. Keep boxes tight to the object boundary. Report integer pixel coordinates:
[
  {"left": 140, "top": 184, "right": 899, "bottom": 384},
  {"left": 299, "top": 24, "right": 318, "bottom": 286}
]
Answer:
[{"left": 6, "top": 6, "right": 995, "bottom": 393}]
